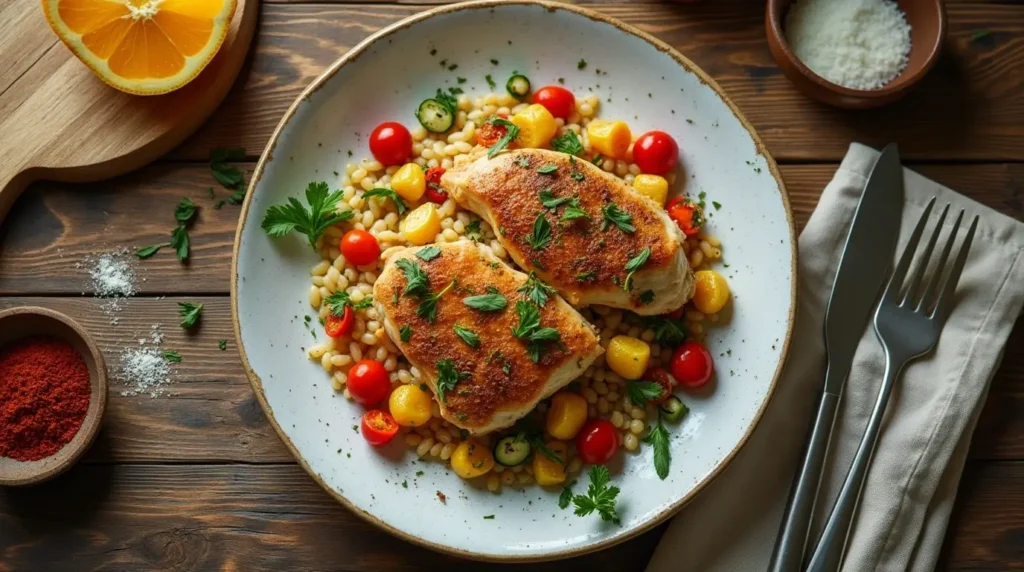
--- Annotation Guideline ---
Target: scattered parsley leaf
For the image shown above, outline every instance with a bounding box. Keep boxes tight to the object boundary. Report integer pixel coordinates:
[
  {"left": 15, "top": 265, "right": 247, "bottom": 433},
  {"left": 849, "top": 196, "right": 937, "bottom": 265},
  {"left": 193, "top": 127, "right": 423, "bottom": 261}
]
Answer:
[
  {"left": 162, "top": 350, "right": 182, "bottom": 363},
  {"left": 463, "top": 292, "right": 508, "bottom": 312},
  {"left": 645, "top": 416, "right": 671, "bottom": 480},
  {"left": 561, "top": 202, "right": 590, "bottom": 222},
  {"left": 516, "top": 156, "right": 531, "bottom": 168},
  {"left": 396, "top": 258, "right": 431, "bottom": 298},
  {"left": 483, "top": 515, "right": 495, "bottom": 520},
  {"left": 570, "top": 171, "right": 585, "bottom": 182},
  {"left": 627, "top": 380, "right": 664, "bottom": 406},
  {"left": 214, "top": 200, "right": 226, "bottom": 210},
  {"left": 485, "top": 74, "right": 497, "bottom": 90},
  {"left": 623, "top": 247, "right": 651, "bottom": 291},
  {"left": 453, "top": 324, "right": 480, "bottom": 348},
  {"left": 218, "top": 340, "right": 228, "bottom": 351},
  {"left": 325, "top": 291, "right": 372, "bottom": 316},
  {"left": 362, "top": 187, "right": 408, "bottom": 215},
  {"left": 416, "top": 246, "right": 442, "bottom": 262},
  {"left": 602, "top": 203, "right": 635, "bottom": 233},
  {"left": 558, "top": 480, "right": 577, "bottom": 509},
  {"left": 539, "top": 188, "right": 573, "bottom": 209},
  {"left": 435, "top": 358, "right": 470, "bottom": 403},
  {"left": 178, "top": 302, "right": 203, "bottom": 329},
  {"left": 210, "top": 147, "right": 246, "bottom": 189},
  {"left": 417, "top": 280, "right": 455, "bottom": 323},
  {"left": 511, "top": 300, "right": 561, "bottom": 363},
  {"left": 971, "top": 29, "right": 992, "bottom": 42},
  {"left": 591, "top": 154, "right": 603, "bottom": 166},
  {"left": 526, "top": 214, "right": 552, "bottom": 250},
  {"left": 577, "top": 59, "right": 587, "bottom": 70},
  {"left": 486, "top": 117, "right": 520, "bottom": 158},
  {"left": 572, "top": 465, "right": 620, "bottom": 524},
  {"left": 135, "top": 243, "right": 169, "bottom": 259},
  {"left": 576, "top": 271, "right": 596, "bottom": 282},
  {"left": 465, "top": 220, "right": 482, "bottom": 237},
  {"left": 433, "top": 89, "right": 458, "bottom": 118},
  {"left": 171, "top": 226, "right": 190, "bottom": 261},
  {"left": 517, "top": 272, "right": 556, "bottom": 307},
  {"left": 261, "top": 182, "right": 354, "bottom": 249},
  {"left": 537, "top": 164, "right": 558, "bottom": 175},
  {"left": 712, "top": 201, "right": 722, "bottom": 211},
  {"left": 175, "top": 198, "right": 197, "bottom": 225},
  {"left": 551, "top": 131, "right": 583, "bottom": 156},
  {"left": 400, "top": 325, "right": 414, "bottom": 342},
  {"left": 638, "top": 290, "right": 655, "bottom": 305},
  {"left": 644, "top": 315, "right": 688, "bottom": 345}
]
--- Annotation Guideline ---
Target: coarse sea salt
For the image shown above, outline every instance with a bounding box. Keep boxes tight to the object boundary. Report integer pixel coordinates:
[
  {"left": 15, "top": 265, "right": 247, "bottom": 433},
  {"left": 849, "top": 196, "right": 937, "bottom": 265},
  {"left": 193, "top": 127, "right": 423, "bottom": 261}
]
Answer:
[
  {"left": 85, "top": 248, "right": 139, "bottom": 325},
  {"left": 786, "top": 0, "right": 911, "bottom": 90},
  {"left": 119, "top": 325, "right": 174, "bottom": 397}
]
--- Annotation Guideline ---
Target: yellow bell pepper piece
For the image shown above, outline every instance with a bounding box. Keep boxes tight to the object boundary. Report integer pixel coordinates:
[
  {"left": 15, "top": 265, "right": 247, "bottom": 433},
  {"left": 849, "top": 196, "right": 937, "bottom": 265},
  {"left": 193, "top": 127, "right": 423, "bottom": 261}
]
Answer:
[
  {"left": 390, "top": 163, "right": 426, "bottom": 202},
  {"left": 388, "top": 384, "right": 432, "bottom": 427},
  {"left": 545, "top": 392, "right": 589, "bottom": 440},
  {"left": 511, "top": 104, "right": 557, "bottom": 149},
  {"left": 692, "top": 270, "right": 731, "bottom": 314},
  {"left": 451, "top": 439, "right": 494, "bottom": 479},
  {"left": 532, "top": 441, "right": 568, "bottom": 486},
  {"left": 586, "top": 119, "right": 632, "bottom": 159},
  {"left": 606, "top": 335, "right": 651, "bottom": 380},
  {"left": 401, "top": 203, "right": 441, "bottom": 245},
  {"left": 632, "top": 174, "right": 669, "bottom": 206}
]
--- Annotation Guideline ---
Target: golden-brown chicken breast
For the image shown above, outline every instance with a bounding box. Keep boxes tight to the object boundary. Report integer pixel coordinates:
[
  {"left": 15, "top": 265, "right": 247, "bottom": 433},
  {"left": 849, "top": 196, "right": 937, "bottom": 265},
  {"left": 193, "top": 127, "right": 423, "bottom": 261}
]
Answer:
[
  {"left": 441, "top": 148, "right": 694, "bottom": 315},
  {"left": 373, "top": 241, "right": 603, "bottom": 434}
]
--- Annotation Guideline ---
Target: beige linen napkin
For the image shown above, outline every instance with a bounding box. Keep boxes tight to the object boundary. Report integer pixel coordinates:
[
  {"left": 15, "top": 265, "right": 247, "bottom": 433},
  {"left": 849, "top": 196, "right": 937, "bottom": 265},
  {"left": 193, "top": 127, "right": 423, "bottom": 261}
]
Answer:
[{"left": 647, "top": 143, "right": 1024, "bottom": 572}]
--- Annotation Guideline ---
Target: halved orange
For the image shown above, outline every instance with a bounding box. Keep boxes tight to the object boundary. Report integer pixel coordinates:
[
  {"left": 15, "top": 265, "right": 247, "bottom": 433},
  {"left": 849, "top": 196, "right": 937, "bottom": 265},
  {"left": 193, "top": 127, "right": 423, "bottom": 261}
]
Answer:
[{"left": 42, "top": 0, "right": 237, "bottom": 96}]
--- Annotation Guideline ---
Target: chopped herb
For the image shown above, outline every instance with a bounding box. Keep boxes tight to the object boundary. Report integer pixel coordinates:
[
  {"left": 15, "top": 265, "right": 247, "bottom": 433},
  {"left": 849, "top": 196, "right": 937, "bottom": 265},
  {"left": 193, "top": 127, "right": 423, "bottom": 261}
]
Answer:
[
  {"left": 638, "top": 290, "right": 655, "bottom": 305},
  {"left": 558, "top": 480, "right": 577, "bottom": 509},
  {"left": 352, "top": 425, "right": 359, "bottom": 433},
  {"left": 218, "top": 339, "right": 228, "bottom": 350},
  {"left": 135, "top": 243, "right": 169, "bottom": 259},
  {"left": 416, "top": 470, "right": 425, "bottom": 477},
  {"left": 325, "top": 291, "right": 373, "bottom": 316},
  {"left": 456, "top": 77, "right": 467, "bottom": 84},
  {"left": 572, "top": 466, "right": 620, "bottom": 524},
  {"left": 175, "top": 198, "right": 197, "bottom": 224},
  {"left": 712, "top": 201, "right": 722, "bottom": 210},
  {"left": 644, "top": 415, "right": 671, "bottom": 479},
  {"left": 417, "top": 280, "right": 455, "bottom": 323},
  {"left": 207, "top": 188, "right": 216, "bottom": 199},
  {"left": 623, "top": 247, "right": 651, "bottom": 291},
  {"left": 261, "top": 181, "right": 354, "bottom": 249},
  {"left": 162, "top": 350, "right": 183, "bottom": 363},
  {"left": 447, "top": 63, "right": 458, "bottom": 71},
  {"left": 362, "top": 188, "right": 408, "bottom": 215},
  {"left": 516, "top": 156, "right": 531, "bottom": 168},
  {"left": 644, "top": 315, "right": 688, "bottom": 345},
  {"left": 486, "top": 117, "right": 520, "bottom": 158},
  {"left": 576, "top": 271, "right": 596, "bottom": 282},
  {"left": 490, "top": 58, "right": 499, "bottom": 65},
  {"left": 570, "top": 171, "right": 586, "bottom": 182},
  {"left": 483, "top": 515, "right": 495, "bottom": 520},
  {"left": 400, "top": 325, "right": 414, "bottom": 342},
  {"left": 557, "top": 77, "right": 565, "bottom": 84},
  {"left": 214, "top": 200, "right": 225, "bottom": 209},
  {"left": 971, "top": 29, "right": 992, "bottom": 42},
  {"left": 435, "top": 358, "right": 470, "bottom": 403},
  {"left": 577, "top": 59, "right": 587, "bottom": 70},
  {"left": 430, "top": 48, "right": 437, "bottom": 56},
  {"left": 539, "top": 188, "right": 573, "bottom": 209},
  {"left": 517, "top": 272, "right": 556, "bottom": 307},
  {"left": 453, "top": 324, "right": 480, "bottom": 348},
  {"left": 526, "top": 214, "right": 552, "bottom": 250},
  {"left": 537, "top": 164, "right": 558, "bottom": 175},
  {"left": 465, "top": 220, "right": 482, "bottom": 237},
  {"left": 396, "top": 259, "right": 431, "bottom": 298},
  {"left": 170, "top": 226, "right": 190, "bottom": 261},
  {"left": 448, "top": 86, "right": 464, "bottom": 95},
  {"left": 178, "top": 302, "right": 203, "bottom": 329},
  {"left": 402, "top": 480, "right": 409, "bottom": 489},
  {"left": 511, "top": 301, "right": 561, "bottom": 363},
  {"left": 210, "top": 147, "right": 246, "bottom": 189},
  {"left": 686, "top": 118, "right": 694, "bottom": 124},
  {"left": 416, "top": 246, "right": 442, "bottom": 261},
  {"left": 601, "top": 203, "right": 635, "bottom": 233},
  {"left": 591, "top": 154, "right": 603, "bottom": 166},
  {"left": 531, "top": 258, "right": 547, "bottom": 271},
  {"left": 551, "top": 131, "right": 583, "bottom": 156},
  {"left": 463, "top": 292, "right": 508, "bottom": 312},
  {"left": 561, "top": 202, "right": 590, "bottom": 222},
  {"left": 627, "top": 380, "right": 664, "bottom": 406},
  {"left": 697, "top": 191, "right": 707, "bottom": 208},
  {"left": 485, "top": 74, "right": 497, "bottom": 90}
]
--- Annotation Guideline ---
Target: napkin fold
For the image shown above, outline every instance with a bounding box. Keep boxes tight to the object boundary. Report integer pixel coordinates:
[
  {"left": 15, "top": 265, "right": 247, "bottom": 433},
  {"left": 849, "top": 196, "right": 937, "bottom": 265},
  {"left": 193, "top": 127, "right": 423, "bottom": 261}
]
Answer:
[{"left": 647, "top": 143, "right": 1024, "bottom": 572}]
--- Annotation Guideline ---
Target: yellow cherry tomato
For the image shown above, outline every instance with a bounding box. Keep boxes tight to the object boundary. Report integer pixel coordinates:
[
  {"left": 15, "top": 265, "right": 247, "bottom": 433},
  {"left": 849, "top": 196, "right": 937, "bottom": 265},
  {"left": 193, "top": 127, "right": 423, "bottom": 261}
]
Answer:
[
  {"left": 545, "top": 392, "right": 589, "bottom": 440},
  {"left": 532, "top": 441, "right": 568, "bottom": 486},
  {"left": 451, "top": 439, "right": 494, "bottom": 479},
  {"left": 606, "top": 335, "right": 651, "bottom": 380},
  {"left": 586, "top": 119, "right": 632, "bottom": 159},
  {"left": 390, "top": 163, "right": 426, "bottom": 202},
  {"left": 388, "top": 384, "right": 432, "bottom": 427},
  {"left": 511, "top": 103, "right": 558, "bottom": 149},
  {"left": 401, "top": 203, "right": 441, "bottom": 245},
  {"left": 692, "top": 270, "right": 731, "bottom": 314},
  {"left": 632, "top": 174, "right": 669, "bottom": 206}
]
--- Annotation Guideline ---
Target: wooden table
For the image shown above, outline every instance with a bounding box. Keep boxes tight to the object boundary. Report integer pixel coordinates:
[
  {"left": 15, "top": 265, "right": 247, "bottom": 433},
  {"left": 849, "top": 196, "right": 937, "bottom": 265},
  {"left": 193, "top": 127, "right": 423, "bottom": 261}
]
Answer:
[{"left": 1, "top": 1, "right": 1021, "bottom": 569}]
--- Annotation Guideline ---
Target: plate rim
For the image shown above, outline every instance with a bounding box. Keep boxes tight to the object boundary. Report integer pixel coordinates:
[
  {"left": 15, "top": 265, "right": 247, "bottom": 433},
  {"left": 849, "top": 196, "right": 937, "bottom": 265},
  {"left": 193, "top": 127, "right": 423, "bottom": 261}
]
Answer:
[{"left": 230, "top": 0, "right": 798, "bottom": 562}]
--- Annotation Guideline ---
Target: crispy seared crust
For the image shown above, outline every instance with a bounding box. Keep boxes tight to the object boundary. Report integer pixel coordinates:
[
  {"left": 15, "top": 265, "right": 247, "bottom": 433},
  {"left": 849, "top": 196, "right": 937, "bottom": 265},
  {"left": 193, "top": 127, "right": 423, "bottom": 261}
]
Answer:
[
  {"left": 373, "top": 241, "right": 602, "bottom": 434},
  {"left": 442, "top": 148, "right": 694, "bottom": 314}
]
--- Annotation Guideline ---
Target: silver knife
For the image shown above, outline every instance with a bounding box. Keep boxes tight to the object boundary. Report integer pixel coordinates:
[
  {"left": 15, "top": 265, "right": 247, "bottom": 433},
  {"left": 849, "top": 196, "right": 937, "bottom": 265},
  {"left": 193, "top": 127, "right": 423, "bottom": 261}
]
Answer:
[{"left": 767, "top": 144, "right": 905, "bottom": 572}]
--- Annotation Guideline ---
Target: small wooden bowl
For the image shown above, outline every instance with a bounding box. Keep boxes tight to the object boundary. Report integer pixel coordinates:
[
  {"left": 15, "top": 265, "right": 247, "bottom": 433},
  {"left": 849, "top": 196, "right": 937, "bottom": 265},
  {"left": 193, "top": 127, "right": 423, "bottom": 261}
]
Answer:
[
  {"left": 0, "top": 307, "right": 107, "bottom": 486},
  {"left": 766, "top": 0, "right": 946, "bottom": 109}
]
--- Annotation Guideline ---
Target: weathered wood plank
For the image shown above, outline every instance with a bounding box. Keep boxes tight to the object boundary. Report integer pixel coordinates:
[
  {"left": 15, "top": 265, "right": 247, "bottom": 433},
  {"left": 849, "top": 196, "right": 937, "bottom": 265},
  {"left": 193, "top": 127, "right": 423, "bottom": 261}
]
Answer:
[
  {"left": 939, "top": 461, "right": 1024, "bottom": 571},
  {"left": 167, "top": 2, "right": 1024, "bottom": 161}
]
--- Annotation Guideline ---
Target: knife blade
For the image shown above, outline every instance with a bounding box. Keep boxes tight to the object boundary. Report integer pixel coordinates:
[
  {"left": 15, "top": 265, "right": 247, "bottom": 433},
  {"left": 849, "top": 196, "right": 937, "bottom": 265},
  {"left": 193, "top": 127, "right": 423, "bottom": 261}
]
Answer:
[{"left": 767, "top": 144, "right": 904, "bottom": 572}]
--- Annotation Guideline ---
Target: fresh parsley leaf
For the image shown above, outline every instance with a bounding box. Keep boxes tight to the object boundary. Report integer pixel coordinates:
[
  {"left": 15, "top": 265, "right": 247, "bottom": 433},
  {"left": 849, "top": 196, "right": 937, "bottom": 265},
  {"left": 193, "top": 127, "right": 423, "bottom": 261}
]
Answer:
[
  {"left": 400, "top": 325, "right": 414, "bottom": 342},
  {"left": 516, "top": 156, "right": 530, "bottom": 168},
  {"left": 576, "top": 271, "right": 597, "bottom": 282},
  {"left": 162, "top": 350, "right": 183, "bottom": 363},
  {"left": 623, "top": 247, "right": 651, "bottom": 291},
  {"left": 210, "top": 147, "right": 246, "bottom": 165},
  {"left": 171, "top": 226, "right": 190, "bottom": 261},
  {"left": 528, "top": 434, "right": 564, "bottom": 466},
  {"left": 465, "top": 220, "right": 482, "bottom": 237},
  {"left": 511, "top": 301, "right": 561, "bottom": 363},
  {"left": 463, "top": 292, "right": 508, "bottom": 312},
  {"left": 558, "top": 480, "right": 577, "bottom": 509},
  {"left": 644, "top": 315, "right": 688, "bottom": 345},
  {"left": 261, "top": 182, "right": 353, "bottom": 249},
  {"left": 416, "top": 246, "right": 442, "bottom": 261},
  {"left": 417, "top": 280, "right": 455, "bottom": 324},
  {"left": 577, "top": 59, "right": 587, "bottom": 70},
  {"left": 483, "top": 515, "right": 495, "bottom": 520},
  {"left": 591, "top": 153, "right": 603, "bottom": 166},
  {"left": 627, "top": 380, "right": 664, "bottom": 406},
  {"left": 434, "top": 89, "right": 458, "bottom": 117},
  {"left": 551, "top": 131, "right": 583, "bottom": 156},
  {"left": 211, "top": 161, "right": 244, "bottom": 188},
  {"left": 526, "top": 214, "right": 552, "bottom": 250},
  {"left": 214, "top": 200, "right": 226, "bottom": 210},
  {"left": 435, "top": 358, "right": 470, "bottom": 403},
  {"left": 135, "top": 243, "right": 169, "bottom": 259},
  {"left": 712, "top": 201, "right": 722, "bottom": 210},
  {"left": 396, "top": 259, "right": 431, "bottom": 298},
  {"left": 571, "top": 171, "right": 585, "bottom": 182},
  {"left": 645, "top": 416, "right": 671, "bottom": 480},
  {"left": 218, "top": 340, "right": 228, "bottom": 351},
  {"left": 362, "top": 188, "right": 408, "bottom": 215},
  {"left": 539, "top": 188, "right": 573, "bottom": 209},
  {"left": 485, "top": 74, "right": 496, "bottom": 90},
  {"left": 517, "top": 272, "right": 556, "bottom": 307},
  {"left": 453, "top": 324, "right": 480, "bottom": 348},
  {"left": 601, "top": 203, "right": 635, "bottom": 233},
  {"left": 486, "top": 117, "right": 520, "bottom": 159},
  {"left": 639, "top": 290, "right": 655, "bottom": 304},
  {"left": 537, "top": 164, "right": 558, "bottom": 175},
  {"left": 178, "top": 302, "right": 203, "bottom": 329},
  {"left": 325, "top": 291, "right": 372, "bottom": 316},
  {"left": 175, "top": 198, "right": 197, "bottom": 225},
  {"left": 561, "top": 202, "right": 590, "bottom": 222},
  {"left": 572, "top": 465, "right": 620, "bottom": 524}
]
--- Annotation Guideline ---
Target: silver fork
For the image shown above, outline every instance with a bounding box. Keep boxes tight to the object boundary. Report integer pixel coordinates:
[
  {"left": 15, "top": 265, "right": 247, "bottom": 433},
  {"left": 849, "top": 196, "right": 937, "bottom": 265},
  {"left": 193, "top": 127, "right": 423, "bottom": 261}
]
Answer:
[{"left": 805, "top": 197, "right": 979, "bottom": 572}]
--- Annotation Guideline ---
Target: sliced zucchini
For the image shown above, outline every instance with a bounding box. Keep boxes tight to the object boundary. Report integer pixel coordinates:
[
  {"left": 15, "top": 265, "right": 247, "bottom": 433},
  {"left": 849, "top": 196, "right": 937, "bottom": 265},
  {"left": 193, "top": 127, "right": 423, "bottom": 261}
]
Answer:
[
  {"left": 660, "top": 396, "right": 689, "bottom": 423},
  {"left": 506, "top": 74, "right": 531, "bottom": 99},
  {"left": 416, "top": 98, "right": 454, "bottom": 133},
  {"left": 494, "top": 435, "right": 531, "bottom": 466}
]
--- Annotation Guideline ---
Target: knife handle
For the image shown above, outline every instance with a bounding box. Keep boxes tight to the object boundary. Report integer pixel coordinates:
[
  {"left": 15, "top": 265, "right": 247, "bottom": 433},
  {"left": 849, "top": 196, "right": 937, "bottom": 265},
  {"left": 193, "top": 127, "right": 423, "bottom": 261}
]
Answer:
[{"left": 767, "top": 390, "right": 841, "bottom": 572}]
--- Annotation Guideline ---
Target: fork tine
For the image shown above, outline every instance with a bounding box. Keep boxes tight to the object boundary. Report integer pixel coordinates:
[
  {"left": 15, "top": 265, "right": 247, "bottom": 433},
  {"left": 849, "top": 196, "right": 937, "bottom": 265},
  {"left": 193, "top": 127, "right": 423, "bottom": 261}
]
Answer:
[
  {"left": 903, "top": 203, "right": 949, "bottom": 307},
  {"left": 883, "top": 197, "right": 935, "bottom": 304},
  {"left": 932, "top": 214, "right": 979, "bottom": 321},
  {"left": 918, "top": 208, "right": 963, "bottom": 312}
]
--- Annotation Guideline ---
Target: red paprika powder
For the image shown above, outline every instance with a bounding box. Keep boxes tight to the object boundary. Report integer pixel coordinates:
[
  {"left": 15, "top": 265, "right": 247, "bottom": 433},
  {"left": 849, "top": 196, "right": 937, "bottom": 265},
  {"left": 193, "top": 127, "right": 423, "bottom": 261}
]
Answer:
[{"left": 0, "top": 336, "right": 90, "bottom": 461}]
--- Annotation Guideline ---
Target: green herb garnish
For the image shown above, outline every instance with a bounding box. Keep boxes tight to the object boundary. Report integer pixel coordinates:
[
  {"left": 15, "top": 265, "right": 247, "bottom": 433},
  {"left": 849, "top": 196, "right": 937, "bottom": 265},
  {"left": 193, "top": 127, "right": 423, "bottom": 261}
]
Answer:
[
  {"left": 558, "top": 480, "right": 577, "bottom": 509},
  {"left": 577, "top": 59, "right": 587, "bottom": 70},
  {"left": 261, "top": 182, "right": 354, "bottom": 249},
  {"left": 135, "top": 243, "right": 169, "bottom": 259},
  {"left": 517, "top": 272, "right": 556, "bottom": 307},
  {"left": 486, "top": 117, "right": 520, "bottom": 158},
  {"left": 175, "top": 198, "right": 197, "bottom": 224},
  {"left": 453, "top": 324, "right": 480, "bottom": 348},
  {"left": 551, "top": 131, "right": 583, "bottom": 156},
  {"left": 400, "top": 325, "right": 414, "bottom": 342},
  {"left": 511, "top": 301, "right": 561, "bottom": 363},
  {"left": 572, "top": 465, "right": 620, "bottom": 524},
  {"left": 362, "top": 187, "right": 408, "bottom": 215},
  {"left": 539, "top": 188, "right": 573, "bottom": 209},
  {"left": 526, "top": 213, "right": 552, "bottom": 250},
  {"left": 644, "top": 315, "right": 688, "bottom": 345},
  {"left": 537, "top": 164, "right": 558, "bottom": 175},
  {"left": 645, "top": 415, "right": 671, "bottom": 480},
  {"left": 623, "top": 247, "right": 651, "bottom": 291},
  {"left": 396, "top": 259, "right": 431, "bottom": 298},
  {"left": 218, "top": 340, "right": 228, "bottom": 350},
  {"left": 178, "top": 302, "right": 203, "bottom": 329},
  {"left": 601, "top": 203, "right": 635, "bottom": 233},
  {"left": 576, "top": 271, "right": 596, "bottom": 282},
  {"left": 416, "top": 280, "right": 455, "bottom": 323},
  {"left": 171, "top": 226, "right": 190, "bottom": 261},
  {"left": 485, "top": 74, "right": 497, "bottom": 90},
  {"left": 210, "top": 147, "right": 246, "bottom": 190},
  {"left": 325, "top": 291, "right": 373, "bottom": 316},
  {"left": 627, "top": 380, "right": 664, "bottom": 406},
  {"left": 162, "top": 350, "right": 183, "bottom": 363},
  {"left": 638, "top": 290, "right": 655, "bottom": 305},
  {"left": 463, "top": 292, "right": 508, "bottom": 312},
  {"left": 416, "top": 246, "right": 442, "bottom": 261},
  {"left": 435, "top": 358, "right": 470, "bottom": 403}
]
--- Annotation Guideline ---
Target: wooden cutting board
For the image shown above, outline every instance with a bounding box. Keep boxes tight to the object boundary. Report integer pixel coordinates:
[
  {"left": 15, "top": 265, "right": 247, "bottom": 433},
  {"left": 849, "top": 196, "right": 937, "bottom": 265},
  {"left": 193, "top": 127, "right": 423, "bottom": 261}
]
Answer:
[{"left": 0, "top": 0, "right": 259, "bottom": 224}]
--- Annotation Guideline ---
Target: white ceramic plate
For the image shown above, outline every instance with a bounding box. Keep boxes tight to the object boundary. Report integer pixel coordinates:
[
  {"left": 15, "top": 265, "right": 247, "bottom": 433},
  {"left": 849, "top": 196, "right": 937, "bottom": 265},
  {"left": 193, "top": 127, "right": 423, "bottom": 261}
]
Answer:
[{"left": 233, "top": 0, "right": 796, "bottom": 561}]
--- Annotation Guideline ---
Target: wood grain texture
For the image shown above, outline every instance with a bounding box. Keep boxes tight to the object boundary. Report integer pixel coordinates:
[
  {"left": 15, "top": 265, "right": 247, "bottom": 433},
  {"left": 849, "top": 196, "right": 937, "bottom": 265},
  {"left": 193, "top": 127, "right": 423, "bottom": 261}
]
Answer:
[{"left": 165, "top": 2, "right": 1024, "bottom": 162}]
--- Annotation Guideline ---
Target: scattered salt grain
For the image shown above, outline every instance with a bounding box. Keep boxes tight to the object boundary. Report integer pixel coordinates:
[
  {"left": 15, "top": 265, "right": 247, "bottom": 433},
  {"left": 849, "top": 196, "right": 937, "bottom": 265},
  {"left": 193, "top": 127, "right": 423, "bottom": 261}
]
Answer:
[
  {"left": 119, "top": 325, "right": 173, "bottom": 397},
  {"left": 89, "top": 249, "right": 136, "bottom": 297},
  {"left": 785, "top": 0, "right": 911, "bottom": 90}
]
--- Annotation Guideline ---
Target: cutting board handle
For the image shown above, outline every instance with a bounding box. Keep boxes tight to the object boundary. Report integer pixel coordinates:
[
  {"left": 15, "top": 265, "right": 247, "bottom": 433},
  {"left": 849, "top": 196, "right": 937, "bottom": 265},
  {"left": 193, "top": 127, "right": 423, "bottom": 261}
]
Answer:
[{"left": 0, "top": 165, "right": 35, "bottom": 226}]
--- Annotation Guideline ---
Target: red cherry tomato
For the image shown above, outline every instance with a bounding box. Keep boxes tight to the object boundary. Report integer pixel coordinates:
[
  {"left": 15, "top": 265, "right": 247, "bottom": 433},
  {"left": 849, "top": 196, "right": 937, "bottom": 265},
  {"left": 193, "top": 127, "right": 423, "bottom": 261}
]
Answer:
[
  {"left": 477, "top": 116, "right": 509, "bottom": 148},
  {"left": 633, "top": 130, "right": 679, "bottom": 175},
  {"left": 424, "top": 167, "right": 447, "bottom": 204},
  {"left": 324, "top": 307, "right": 354, "bottom": 338},
  {"left": 361, "top": 409, "right": 399, "bottom": 446},
  {"left": 576, "top": 419, "right": 620, "bottom": 465},
  {"left": 369, "top": 122, "right": 412, "bottom": 166},
  {"left": 347, "top": 359, "right": 391, "bottom": 405},
  {"left": 665, "top": 196, "right": 704, "bottom": 237},
  {"left": 531, "top": 86, "right": 575, "bottom": 119},
  {"left": 340, "top": 229, "right": 380, "bottom": 266},
  {"left": 643, "top": 367, "right": 674, "bottom": 405},
  {"left": 671, "top": 340, "right": 714, "bottom": 389}
]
